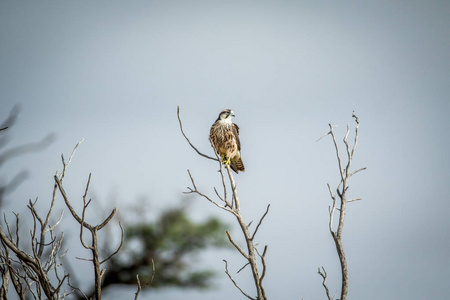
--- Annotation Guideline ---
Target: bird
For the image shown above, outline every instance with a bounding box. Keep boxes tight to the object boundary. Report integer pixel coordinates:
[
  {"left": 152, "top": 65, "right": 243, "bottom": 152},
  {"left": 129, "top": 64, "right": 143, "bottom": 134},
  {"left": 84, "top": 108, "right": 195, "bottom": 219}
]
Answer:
[{"left": 209, "top": 109, "right": 245, "bottom": 173}]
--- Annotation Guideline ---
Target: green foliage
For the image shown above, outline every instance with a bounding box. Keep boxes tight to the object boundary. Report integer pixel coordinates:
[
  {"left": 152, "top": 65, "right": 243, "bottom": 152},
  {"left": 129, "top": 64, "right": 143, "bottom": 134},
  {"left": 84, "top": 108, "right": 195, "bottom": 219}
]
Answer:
[{"left": 100, "top": 207, "right": 229, "bottom": 292}]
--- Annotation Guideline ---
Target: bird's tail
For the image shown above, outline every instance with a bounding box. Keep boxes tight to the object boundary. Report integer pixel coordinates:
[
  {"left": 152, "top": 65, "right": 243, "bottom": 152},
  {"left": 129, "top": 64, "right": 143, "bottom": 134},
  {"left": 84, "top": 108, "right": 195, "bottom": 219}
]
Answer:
[{"left": 230, "top": 157, "right": 245, "bottom": 173}]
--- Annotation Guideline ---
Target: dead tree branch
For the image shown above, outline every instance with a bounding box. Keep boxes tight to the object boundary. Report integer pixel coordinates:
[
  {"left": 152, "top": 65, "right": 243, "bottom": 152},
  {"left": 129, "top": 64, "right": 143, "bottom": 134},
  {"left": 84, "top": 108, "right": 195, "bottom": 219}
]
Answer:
[
  {"left": 177, "top": 106, "right": 218, "bottom": 162},
  {"left": 0, "top": 137, "right": 126, "bottom": 299},
  {"left": 0, "top": 194, "right": 70, "bottom": 299},
  {"left": 178, "top": 106, "right": 268, "bottom": 300},
  {"left": 134, "top": 259, "right": 155, "bottom": 300},
  {"left": 317, "top": 267, "right": 333, "bottom": 300},
  {"left": 0, "top": 138, "right": 78, "bottom": 299},
  {"left": 318, "top": 112, "right": 366, "bottom": 300},
  {"left": 223, "top": 260, "right": 254, "bottom": 300},
  {"left": 55, "top": 173, "right": 123, "bottom": 300}
]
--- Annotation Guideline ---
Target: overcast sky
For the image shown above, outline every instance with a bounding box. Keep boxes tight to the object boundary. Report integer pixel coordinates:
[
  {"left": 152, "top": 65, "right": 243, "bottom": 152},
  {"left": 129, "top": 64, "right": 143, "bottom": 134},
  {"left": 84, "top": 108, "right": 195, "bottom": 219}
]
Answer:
[{"left": 1, "top": 1, "right": 450, "bottom": 299}]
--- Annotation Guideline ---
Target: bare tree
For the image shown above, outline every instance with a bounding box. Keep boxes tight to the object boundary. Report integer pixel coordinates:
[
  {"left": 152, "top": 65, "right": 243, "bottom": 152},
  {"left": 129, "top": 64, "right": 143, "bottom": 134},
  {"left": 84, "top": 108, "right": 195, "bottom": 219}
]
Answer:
[
  {"left": 317, "top": 112, "right": 366, "bottom": 300},
  {"left": 0, "top": 140, "right": 80, "bottom": 299},
  {"left": 0, "top": 138, "right": 124, "bottom": 299},
  {"left": 177, "top": 107, "right": 269, "bottom": 300}
]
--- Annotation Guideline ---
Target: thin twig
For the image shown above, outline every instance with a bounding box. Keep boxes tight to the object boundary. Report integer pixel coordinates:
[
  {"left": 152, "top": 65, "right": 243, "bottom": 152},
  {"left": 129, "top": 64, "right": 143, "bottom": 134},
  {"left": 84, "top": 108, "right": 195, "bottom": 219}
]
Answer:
[
  {"left": 177, "top": 106, "right": 218, "bottom": 161},
  {"left": 251, "top": 204, "right": 270, "bottom": 241},
  {"left": 349, "top": 167, "right": 367, "bottom": 177},
  {"left": 223, "top": 260, "right": 255, "bottom": 300},
  {"left": 134, "top": 275, "right": 142, "bottom": 300},
  {"left": 347, "top": 198, "right": 362, "bottom": 203},
  {"left": 329, "top": 124, "right": 345, "bottom": 182},
  {"left": 256, "top": 246, "right": 268, "bottom": 283},
  {"left": 59, "top": 138, "right": 84, "bottom": 181},
  {"left": 99, "top": 222, "right": 124, "bottom": 264},
  {"left": 318, "top": 266, "right": 332, "bottom": 300},
  {"left": 226, "top": 231, "right": 249, "bottom": 259},
  {"left": 316, "top": 124, "right": 338, "bottom": 142},
  {"left": 185, "top": 170, "right": 234, "bottom": 214},
  {"left": 236, "top": 262, "right": 250, "bottom": 274},
  {"left": 134, "top": 259, "right": 155, "bottom": 300}
]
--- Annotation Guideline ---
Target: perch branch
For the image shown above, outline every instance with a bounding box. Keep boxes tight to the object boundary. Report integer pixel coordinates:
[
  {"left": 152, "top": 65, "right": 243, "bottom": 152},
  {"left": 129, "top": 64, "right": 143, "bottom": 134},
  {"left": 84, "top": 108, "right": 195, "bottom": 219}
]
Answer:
[{"left": 177, "top": 106, "right": 218, "bottom": 161}]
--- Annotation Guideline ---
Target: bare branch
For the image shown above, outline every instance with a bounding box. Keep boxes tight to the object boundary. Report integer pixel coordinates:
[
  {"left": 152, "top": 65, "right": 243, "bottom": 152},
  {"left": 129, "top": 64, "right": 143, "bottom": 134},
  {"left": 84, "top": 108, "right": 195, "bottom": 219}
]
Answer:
[
  {"left": 45, "top": 211, "right": 64, "bottom": 233},
  {"left": 80, "top": 174, "right": 94, "bottom": 250},
  {"left": 327, "top": 184, "right": 336, "bottom": 233},
  {"left": 223, "top": 260, "right": 255, "bottom": 300},
  {"left": 0, "top": 224, "right": 56, "bottom": 298},
  {"left": 75, "top": 256, "right": 93, "bottom": 262},
  {"left": 134, "top": 275, "right": 142, "bottom": 300},
  {"left": 251, "top": 204, "right": 270, "bottom": 241},
  {"left": 350, "top": 111, "right": 360, "bottom": 161},
  {"left": 316, "top": 124, "right": 338, "bottom": 142},
  {"left": 59, "top": 138, "right": 84, "bottom": 181},
  {"left": 184, "top": 170, "right": 234, "bottom": 214},
  {"left": 54, "top": 176, "right": 91, "bottom": 230},
  {"left": 177, "top": 106, "right": 218, "bottom": 161},
  {"left": 347, "top": 198, "right": 362, "bottom": 203},
  {"left": 318, "top": 266, "right": 332, "bottom": 300},
  {"left": 226, "top": 231, "right": 249, "bottom": 259},
  {"left": 99, "top": 222, "right": 123, "bottom": 265},
  {"left": 150, "top": 258, "right": 155, "bottom": 284},
  {"left": 328, "top": 124, "right": 345, "bottom": 182},
  {"left": 134, "top": 259, "right": 155, "bottom": 300},
  {"left": 349, "top": 167, "right": 367, "bottom": 177},
  {"left": 316, "top": 131, "right": 331, "bottom": 142},
  {"left": 236, "top": 262, "right": 250, "bottom": 274},
  {"left": 213, "top": 187, "right": 226, "bottom": 205},
  {"left": 97, "top": 208, "right": 117, "bottom": 231},
  {"left": 256, "top": 246, "right": 268, "bottom": 283},
  {"left": 319, "top": 112, "right": 365, "bottom": 300}
]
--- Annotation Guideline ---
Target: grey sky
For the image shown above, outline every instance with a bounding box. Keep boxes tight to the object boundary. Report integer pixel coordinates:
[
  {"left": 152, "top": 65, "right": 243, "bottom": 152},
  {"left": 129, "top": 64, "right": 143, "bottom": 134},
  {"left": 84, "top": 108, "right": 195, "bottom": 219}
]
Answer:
[{"left": 1, "top": 1, "right": 449, "bottom": 299}]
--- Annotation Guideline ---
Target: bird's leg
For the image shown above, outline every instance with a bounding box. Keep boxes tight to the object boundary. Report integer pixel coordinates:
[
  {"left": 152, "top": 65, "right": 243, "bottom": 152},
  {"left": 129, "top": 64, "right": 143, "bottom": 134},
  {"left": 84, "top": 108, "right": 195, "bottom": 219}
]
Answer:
[{"left": 220, "top": 154, "right": 231, "bottom": 166}]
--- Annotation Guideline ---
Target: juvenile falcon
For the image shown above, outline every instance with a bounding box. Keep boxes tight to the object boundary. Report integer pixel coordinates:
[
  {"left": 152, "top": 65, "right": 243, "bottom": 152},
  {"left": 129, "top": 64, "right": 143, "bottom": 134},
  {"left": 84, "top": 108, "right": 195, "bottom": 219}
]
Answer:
[{"left": 209, "top": 109, "right": 245, "bottom": 173}]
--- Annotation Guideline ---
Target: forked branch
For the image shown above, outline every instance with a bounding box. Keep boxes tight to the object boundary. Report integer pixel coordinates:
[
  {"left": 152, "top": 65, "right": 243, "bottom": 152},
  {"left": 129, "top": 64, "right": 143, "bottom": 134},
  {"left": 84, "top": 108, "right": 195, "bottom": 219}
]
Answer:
[
  {"left": 55, "top": 174, "right": 123, "bottom": 300},
  {"left": 318, "top": 112, "right": 366, "bottom": 300},
  {"left": 318, "top": 267, "right": 333, "bottom": 300}
]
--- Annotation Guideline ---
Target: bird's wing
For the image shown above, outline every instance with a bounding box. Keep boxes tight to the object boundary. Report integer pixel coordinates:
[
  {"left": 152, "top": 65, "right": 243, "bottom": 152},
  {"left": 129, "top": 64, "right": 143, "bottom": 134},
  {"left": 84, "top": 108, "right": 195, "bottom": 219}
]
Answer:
[
  {"left": 209, "top": 122, "right": 219, "bottom": 151},
  {"left": 232, "top": 123, "right": 241, "bottom": 151}
]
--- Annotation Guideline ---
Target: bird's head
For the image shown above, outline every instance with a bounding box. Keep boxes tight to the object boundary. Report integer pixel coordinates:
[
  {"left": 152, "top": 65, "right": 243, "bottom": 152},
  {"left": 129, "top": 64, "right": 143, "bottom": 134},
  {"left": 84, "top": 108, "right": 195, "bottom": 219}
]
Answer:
[{"left": 218, "top": 109, "right": 235, "bottom": 122}]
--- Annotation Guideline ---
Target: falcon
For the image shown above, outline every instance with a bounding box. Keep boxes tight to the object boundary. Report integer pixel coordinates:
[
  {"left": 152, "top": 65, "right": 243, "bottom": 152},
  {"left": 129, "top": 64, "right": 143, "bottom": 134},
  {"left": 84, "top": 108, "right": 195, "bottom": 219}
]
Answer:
[{"left": 209, "top": 109, "right": 245, "bottom": 173}]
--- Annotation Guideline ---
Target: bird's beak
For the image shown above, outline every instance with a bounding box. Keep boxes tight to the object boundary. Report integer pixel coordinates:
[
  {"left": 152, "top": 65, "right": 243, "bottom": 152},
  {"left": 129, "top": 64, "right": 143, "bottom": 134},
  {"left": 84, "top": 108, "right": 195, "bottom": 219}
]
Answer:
[{"left": 231, "top": 112, "right": 235, "bottom": 117}]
